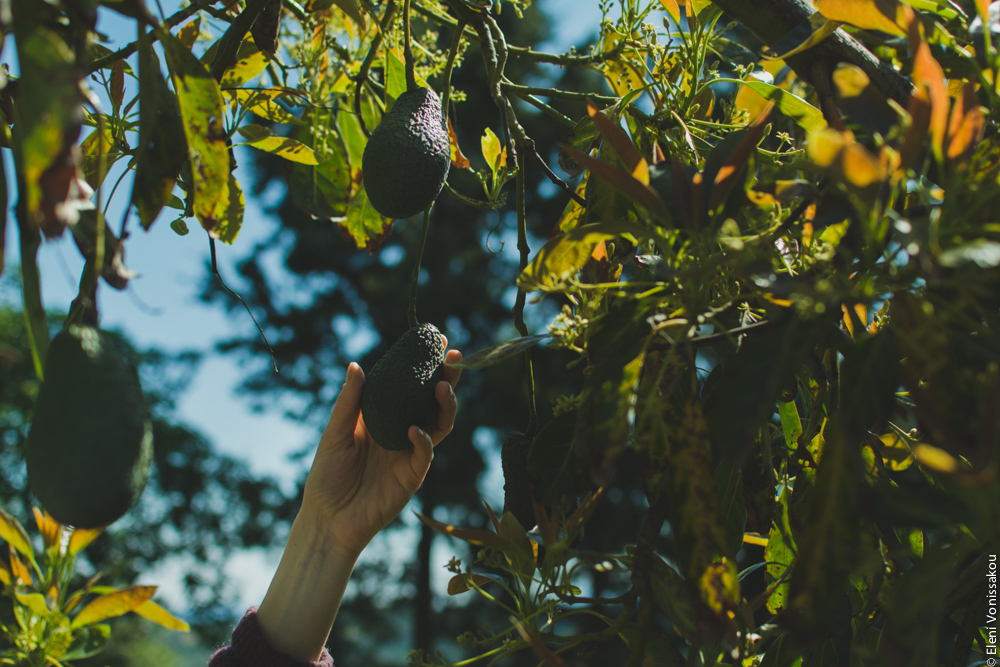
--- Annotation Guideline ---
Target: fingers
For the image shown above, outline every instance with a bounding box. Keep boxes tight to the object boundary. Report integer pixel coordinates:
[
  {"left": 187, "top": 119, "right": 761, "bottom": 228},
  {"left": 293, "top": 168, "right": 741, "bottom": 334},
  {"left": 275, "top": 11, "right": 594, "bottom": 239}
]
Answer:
[
  {"left": 324, "top": 363, "right": 364, "bottom": 437},
  {"left": 427, "top": 379, "right": 457, "bottom": 447},
  {"left": 408, "top": 425, "right": 434, "bottom": 481},
  {"left": 442, "top": 349, "right": 462, "bottom": 388}
]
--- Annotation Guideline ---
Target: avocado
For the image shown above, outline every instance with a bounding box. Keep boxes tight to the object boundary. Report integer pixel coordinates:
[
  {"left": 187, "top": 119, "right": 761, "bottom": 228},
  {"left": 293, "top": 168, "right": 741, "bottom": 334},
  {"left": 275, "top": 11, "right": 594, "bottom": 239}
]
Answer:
[
  {"left": 362, "top": 86, "right": 451, "bottom": 219},
  {"left": 361, "top": 323, "right": 446, "bottom": 450},
  {"left": 502, "top": 431, "right": 535, "bottom": 529},
  {"left": 26, "top": 326, "right": 153, "bottom": 528}
]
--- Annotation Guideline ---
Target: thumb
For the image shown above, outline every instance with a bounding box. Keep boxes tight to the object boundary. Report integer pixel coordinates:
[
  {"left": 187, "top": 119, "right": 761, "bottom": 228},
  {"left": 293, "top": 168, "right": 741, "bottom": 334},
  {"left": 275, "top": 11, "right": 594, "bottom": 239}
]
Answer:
[{"left": 324, "top": 363, "right": 364, "bottom": 436}]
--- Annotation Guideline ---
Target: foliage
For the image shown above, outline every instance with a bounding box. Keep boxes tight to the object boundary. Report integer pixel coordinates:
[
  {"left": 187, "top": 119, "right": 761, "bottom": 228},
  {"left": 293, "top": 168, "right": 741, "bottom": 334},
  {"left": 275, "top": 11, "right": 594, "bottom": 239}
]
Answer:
[
  {"left": 0, "top": 507, "right": 188, "bottom": 666},
  {"left": 3, "top": 0, "right": 1000, "bottom": 665}
]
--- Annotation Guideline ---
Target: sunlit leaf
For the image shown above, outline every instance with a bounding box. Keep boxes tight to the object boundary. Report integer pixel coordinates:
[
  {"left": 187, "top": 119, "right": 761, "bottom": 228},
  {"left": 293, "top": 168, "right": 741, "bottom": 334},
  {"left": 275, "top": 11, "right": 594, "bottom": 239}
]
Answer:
[
  {"left": 481, "top": 126, "right": 506, "bottom": 176},
  {"left": 719, "top": 78, "right": 826, "bottom": 133},
  {"left": 907, "top": 15, "right": 948, "bottom": 163},
  {"left": 220, "top": 44, "right": 268, "bottom": 89},
  {"left": 767, "top": 13, "right": 842, "bottom": 59},
  {"left": 448, "top": 117, "right": 472, "bottom": 170},
  {"left": 814, "top": 0, "right": 908, "bottom": 35},
  {"left": 341, "top": 185, "right": 391, "bottom": 251},
  {"left": 212, "top": 174, "right": 244, "bottom": 245},
  {"left": 177, "top": 17, "right": 201, "bottom": 49},
  {"left": 159, "top": 27, "right": 231, "bottom": 234},
  {"left": 32, "top": 508, "right": 62, "bottom": 551},
  {"left": 68, "top": 527, "right": 103, "bottom": 555},
  {"left": 71, "top": 585, "right": 158, "bottom": 629},
  {"left": 79, "top": 119, "right": 120, "bottom": 191},
  {"left": 0, "top": 508, "right": 35, "bottom": 562},
  {"left": 586, "top": 102, "right": 646, "bottom": 178},
  {"left": 232, "top": 88, "right": 304, "bottom": 125},
  {"left": 912, "top": 444, "right": 959, "bottom": 473},
  {"left": 238, "top": 124, "right": 320, "bottom": 164},
  {"left": 518, "top": 225, "right": 614, "bottom": 292},
  {"left": 133, "top": 599, "right": 190, "bottom": 631},
  {"left": 15, "top": 591, "right": 50, "bottom": 616},
  {"left": 560, "top": 145, "right": 670, "bottom": 222},
  {"left": 660, "top": 0, "right": 682, "bottom": 25}
]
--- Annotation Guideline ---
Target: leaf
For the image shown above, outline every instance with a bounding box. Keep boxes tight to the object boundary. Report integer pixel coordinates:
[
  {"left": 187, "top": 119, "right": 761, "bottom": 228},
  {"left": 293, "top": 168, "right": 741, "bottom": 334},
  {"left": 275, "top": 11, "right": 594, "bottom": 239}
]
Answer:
[
  {"left": 517, "top": 225, "right": 614, "bottom": 292},
  {"left": 831, "top": 64, "right": 898, "bottom": 137},
  {"left": 15, "top": 591, "right": 50, "bottom": 616},
  {"left": 814, "top": 0, "right": 908, "bottom": 35},
  {"left": 11, "top": 26, "right": 85, "bottom": 237},
  {"left": 481, "top": 126, "right": 506, "bottom": 176},
  {"left": 341, "top": 185, "right": 391, "bottom": 251},
  {"left": 71, "top": 585, "right": 158, "bottom": 629},
  {"left": 384, "top": 48, "right": 408, "bottom": 106},
  {"left": 232, "top": 88, "right": 304, "bottom": 125},
  {"left": 159, "top": 27, "right": 231, "bottom": 234},
  {"left": 238, "top": 124, "right": 320, "bottom": 164},
  {"left": 906, "top": 14, "right": 948, "bottom": 163},
  {"left": 212, "top": 174, "right": 244, "bottom": 245},
  {"left": 0, "top": 508, "right": 35, "bottom": 562},
  {"left": 308, "top": 0, "right": 366, "bottom": 27},
  {"left": 446, "top": 572, "right": 502, "bottom": 595},
  {"left": 708, "top": 105, "right": 773, "bottom": 212},
  {"left": 68, "top": 527, "right": 103, "bottom": 555},
  {"left": 287, "top": 151, "right": 351, "bottom": 219},
  {"left": 718, "top": 78, "right": 826, "bottom": 133},
  {"left": 560, "top": 145, "right": 670, "bottom": 222},
  {"left": 62, "top": 624, "right": 111, "bottom": 661},
  {"left": 133, "top": 28, "right": 186, "bottom": 231},
  {"left": 79, "top": 120, "right": 120, "bottom": 191},
  {"left": 660, "top": 0, "right": 682, "bottom": 25},
  {"left": 219, "top": 44, "right": 269, "bottom": 89},
  {"left": 448, "top": 334, "right": 550, "bottom": 369},
  {"left": 448, "top": 117, "right": 471, "bottom": 170},
  {"left": 71, "top": 210, "right": 136, "bottom": 290},
  {"left": 586, "top": 102, "right": 647, "bottom": 182},
  {"left": 177, "top": 17, "right": 201, "bottom": 49},
  {"left": 32, "top": 508, "right": 62, "bottom": 551},
  {"left": 250, "top": 0, "right": 282, "bottom": 54},
  {"left": 8, "top": 547, "right": 32, "bottom": 585},
  {"left": 765, "top": 488, "right": 796, "bottom": 614},
  {"left": 133, "top": 599, "right": 190, "bottom": 631},
  {"left": 170, "top": 219, "right": 190, "bottom": 236},
  {"left": 558, "top": 114, "right": 600, "bottom": 177},
  {"left": 767, "top": 13, "right": 842, "bottom": 59},
  {"left": 110, "top": 60, "right": 125, "bottom": 113},
  {"left": 647, "top": 553, "right": 699, "bottom": 639},
  {"left": 413, "top": 512, "right": 513, "bottom": 551}
]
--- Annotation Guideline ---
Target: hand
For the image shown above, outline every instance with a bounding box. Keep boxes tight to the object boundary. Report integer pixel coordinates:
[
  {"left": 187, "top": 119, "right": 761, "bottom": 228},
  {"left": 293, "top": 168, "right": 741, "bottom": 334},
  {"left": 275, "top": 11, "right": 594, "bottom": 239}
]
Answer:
[{"left": 298, "top": 341, "right": 463, "bottom": 559}]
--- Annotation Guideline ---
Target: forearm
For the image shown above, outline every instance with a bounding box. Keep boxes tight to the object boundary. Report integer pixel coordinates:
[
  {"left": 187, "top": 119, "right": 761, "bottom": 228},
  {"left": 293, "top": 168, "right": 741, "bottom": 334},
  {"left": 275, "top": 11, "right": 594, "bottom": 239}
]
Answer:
[{"left": 256, "top": 512, "right": 360, "bottom": 662}]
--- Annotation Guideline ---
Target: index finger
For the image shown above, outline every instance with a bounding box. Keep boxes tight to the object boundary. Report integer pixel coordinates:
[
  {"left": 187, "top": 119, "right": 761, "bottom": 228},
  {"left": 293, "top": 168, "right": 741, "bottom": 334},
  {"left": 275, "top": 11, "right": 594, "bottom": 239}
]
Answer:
[{"left": 442, "top": 349, "right": 462, "bottom": 388}]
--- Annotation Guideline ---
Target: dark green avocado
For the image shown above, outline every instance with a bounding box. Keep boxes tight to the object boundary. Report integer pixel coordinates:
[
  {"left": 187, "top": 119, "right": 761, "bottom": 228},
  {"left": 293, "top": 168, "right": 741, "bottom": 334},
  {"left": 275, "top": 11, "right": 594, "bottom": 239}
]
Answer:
[
  {"left": 26, "top": 326, "right": 153, "bottom": 528},
  {"left": 361, "top": 323, "right": 446, "bottom": 450},
  {"left": 502, "top": 431, "right": 535, "bottom": 529},
  {"left": 362, "top": 86, "right": 451, "bottom": 220}
]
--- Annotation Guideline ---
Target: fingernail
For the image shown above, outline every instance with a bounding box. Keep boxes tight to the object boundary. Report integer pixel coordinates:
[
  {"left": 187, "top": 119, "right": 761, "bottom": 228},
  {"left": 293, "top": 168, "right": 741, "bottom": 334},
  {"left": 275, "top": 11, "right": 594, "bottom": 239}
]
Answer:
[
  {"left": 448, "top": 383, "right": 455, "bottom": 398},
  {"left": 416, "top": 427, "right": 429, "bottom": 439}
]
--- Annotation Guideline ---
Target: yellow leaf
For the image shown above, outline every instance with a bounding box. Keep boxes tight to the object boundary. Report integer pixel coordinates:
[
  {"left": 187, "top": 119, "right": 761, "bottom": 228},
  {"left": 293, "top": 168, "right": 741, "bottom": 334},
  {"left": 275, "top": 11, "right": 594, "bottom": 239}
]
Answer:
[
  {"left": 68, "top": 527, "right": 103, "bottom": 555},
  {"left": 212, "top": 174, "right": 244, "bottom": 245},
  {"left": 631, "top": 158, "right": 650, "bottom": 185},
  {"left": 481, "top": 126, "right": 504, "bottom": 174},
  {"left": 913, "top": 444, "right": 959, "bottom": 473},
  {"left": 0, "top": 509, "right": 35, "bottom": 562},
  {"left": 33, "top": 508, "right": 62, "bottom": 551},
  {"left": 814, "top": 0, "right": 908, "bottom": 35},
  {"left": 660, "top": 0, "right": 681, "bottom": 24},
  {"left": 878, "top": 433, "right": 914, "bottom": 470},
  {"left": 71, "top": 586, "right": 158, "bottom": 629},
  {"left": 447, "top": 117, "right": 471, "bottom": 170},
  {"left": 0, "top": 563, "right": 8, "bottom": 585},
  {"left": 15, "top": 591, "right": 50, "bottom": 616},
  {"left": 133, "top": 599, "right": 190, "bottom": 632},
  {"left": 9, "top": 547, "right": 32, "bottom": 585}
]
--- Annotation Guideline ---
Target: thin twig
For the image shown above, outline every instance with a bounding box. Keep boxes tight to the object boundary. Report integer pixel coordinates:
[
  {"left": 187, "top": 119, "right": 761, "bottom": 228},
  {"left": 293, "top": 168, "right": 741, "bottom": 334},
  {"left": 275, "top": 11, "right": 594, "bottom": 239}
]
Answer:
[
  {"left": 403, "top": 0, "right": 417, "bottom": 92},
  {"left": 210, "top": 237, "right": 278, "bottom": 372},
  {"left": 524, "top": 138, "right": 585, "bottom": 206},
  {"left": 407, "top": 207, "right": 432, "bottom": 327}
]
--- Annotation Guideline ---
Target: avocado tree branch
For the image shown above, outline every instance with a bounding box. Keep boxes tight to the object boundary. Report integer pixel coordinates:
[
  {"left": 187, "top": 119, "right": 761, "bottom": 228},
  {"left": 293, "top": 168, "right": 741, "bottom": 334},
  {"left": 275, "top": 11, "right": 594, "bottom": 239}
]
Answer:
[
  {"left": 354, "top": 0, "right": 397, "bottom": 137},
  {"left": 403, "top": 0, "right": 418, "bottom": 92},
  {"left": 16, "top": 188, "right": 49, "bottom": 381},
  {"left": 710, "top": 0, "right": 914, "bottom": 108},
  {"left": 512, "top": 149, "right": 537, "bottom": 435}
]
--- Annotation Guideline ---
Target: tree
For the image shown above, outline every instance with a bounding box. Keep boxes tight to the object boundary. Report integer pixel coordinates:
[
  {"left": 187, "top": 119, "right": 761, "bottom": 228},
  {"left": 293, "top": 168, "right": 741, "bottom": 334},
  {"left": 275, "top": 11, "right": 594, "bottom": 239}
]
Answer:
[{"left": 3, "top": 0, "right": 1000, "bottom": 665}]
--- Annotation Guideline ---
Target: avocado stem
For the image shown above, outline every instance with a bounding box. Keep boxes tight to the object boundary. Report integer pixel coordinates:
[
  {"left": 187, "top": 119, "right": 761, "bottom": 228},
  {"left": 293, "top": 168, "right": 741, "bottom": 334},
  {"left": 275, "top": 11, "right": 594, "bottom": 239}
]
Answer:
[
  {"left": 512, "top": 149, "right": 537, "bottom": 436},
  {"left": 402, "top": 0, "right": 417, "bottom": 92},
  {"left": 407, "top": 207, "right": 431, "bottom": 328}
]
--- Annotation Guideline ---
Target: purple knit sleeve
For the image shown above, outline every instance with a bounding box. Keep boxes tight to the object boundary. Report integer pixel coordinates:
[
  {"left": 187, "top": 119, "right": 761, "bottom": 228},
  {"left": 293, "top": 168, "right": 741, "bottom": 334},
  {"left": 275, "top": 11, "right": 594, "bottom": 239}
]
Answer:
[{"left": 208, "top": 607, "right": 334, "bottom": 667}]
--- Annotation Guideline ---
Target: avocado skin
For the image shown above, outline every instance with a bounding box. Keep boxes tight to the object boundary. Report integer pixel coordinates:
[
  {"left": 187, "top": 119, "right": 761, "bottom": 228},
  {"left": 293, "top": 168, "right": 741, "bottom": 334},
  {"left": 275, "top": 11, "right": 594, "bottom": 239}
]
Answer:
[
  {"left": 361, "top": 323, "right": 446, "bottom": 450},
  {"left": 26, "top": 326, "right": 153, "bottom": 528},
  {"left": 362, "top": 87, "right": 451, "bottom": 219},
  {"left": 502, "top": 432, "right": 535, "bottom": 529}
]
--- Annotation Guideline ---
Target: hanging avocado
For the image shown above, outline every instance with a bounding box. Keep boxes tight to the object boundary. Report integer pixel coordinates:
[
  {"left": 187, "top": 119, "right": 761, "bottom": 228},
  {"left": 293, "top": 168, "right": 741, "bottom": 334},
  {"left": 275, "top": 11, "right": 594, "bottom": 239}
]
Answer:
[
  {"left": 26, "top": 326, "right": 153, "bottom": 528},
  {"left": 361, "top": 323, "right": 446, "bottom": 450},
  {"left": 502, "top": 431, "right": 535, "bottom": 529},
  {"left": 362, "top": 86, "right": 451, "bottom": 219}
]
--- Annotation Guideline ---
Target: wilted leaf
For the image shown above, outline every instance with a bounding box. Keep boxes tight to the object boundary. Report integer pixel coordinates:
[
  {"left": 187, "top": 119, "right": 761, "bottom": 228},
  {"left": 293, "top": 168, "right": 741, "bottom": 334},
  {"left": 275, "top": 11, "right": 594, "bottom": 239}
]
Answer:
[
  {"left": 71, "top": 585, "right": 158, "bottom": 629},
  {"left": 71, "top": 210, "right": 136, "bottom": 290},
  {"left": 448, "top": 117, "right": 471, "bottom": 170},
  {"left": 448, "top": 334, "right": 550, "bottom": 369},
  {"left": 133, "top": 599, "right": 190, "bottom": 631},
  {"left": 159, "top": 27, "right": 231, "bottom": 233}
]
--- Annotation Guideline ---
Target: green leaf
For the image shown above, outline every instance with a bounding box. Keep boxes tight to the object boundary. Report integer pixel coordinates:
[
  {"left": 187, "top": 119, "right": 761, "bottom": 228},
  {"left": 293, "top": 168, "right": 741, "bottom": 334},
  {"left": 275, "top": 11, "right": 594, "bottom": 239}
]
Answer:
[
  {"left": 71, "top": 586, "right": 157, "bottom": 629},
  {"left": 0, "top": 509, "right": 35, "bottom": 563},
  {"left": 341, "top": 185, "right": 391, "bottom": 251},
  {"left": 79, "top": 119, "right": 121, "bottom": 191},
  {"left": 717, "top": 78, "right": 827, "bottom": 133},
  {"left": 384, "top": 48, "right": 408, "bottom": 107},
  {"left": 170, "top": 218, "right": 190, "bottom": 236},
  {"left": 14, "top": 592, "right": 49, "bottom": 616},
  {"left": 448, "top": 334, "right": 550, "bottom": 369},
  {"left": 62, "top": 624, "right": 111, "bottom": 661},
  {"left": 158, "top": 27, "right": 231, "bottom": 234},
  {"left": 307, "top": 0, "right": 366, "bottom": 26},
  {"left": 212, "top": 174, "right": 244, "bottom": 245},
  {"left": 765, "top": 488, "right": 796, "bottom": 614},
  {"left": 517, "top": 224, "right": 614, "bottom": 292},
  {"left": 778, "top": 400, "right": 802, "bottom": 451},
  {"left": 133, "top": 27, "right": 187, "bottom": 231},
  {"left": 238, "top": 124, "right": 320, "bottom": 164},
  {"left": 232, "top": 88, "right": 304, "bottom": 125},
  {"left": 287, "top": 153, "right": 351, "bottom": 219}
]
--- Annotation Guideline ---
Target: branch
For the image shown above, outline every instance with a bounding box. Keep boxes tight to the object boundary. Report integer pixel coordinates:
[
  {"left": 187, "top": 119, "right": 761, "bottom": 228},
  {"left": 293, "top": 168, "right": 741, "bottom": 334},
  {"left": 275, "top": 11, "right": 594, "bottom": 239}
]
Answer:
[{"left": 710, "top": 0, "right": 915, "bottom": 108}]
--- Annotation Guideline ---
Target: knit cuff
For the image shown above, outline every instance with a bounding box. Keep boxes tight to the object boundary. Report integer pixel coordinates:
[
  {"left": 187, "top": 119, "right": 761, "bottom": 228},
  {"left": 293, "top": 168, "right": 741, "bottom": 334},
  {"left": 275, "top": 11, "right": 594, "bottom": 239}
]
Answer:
[{"left": 208, "top": 607, "right": 334, "bottom": 667}]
